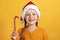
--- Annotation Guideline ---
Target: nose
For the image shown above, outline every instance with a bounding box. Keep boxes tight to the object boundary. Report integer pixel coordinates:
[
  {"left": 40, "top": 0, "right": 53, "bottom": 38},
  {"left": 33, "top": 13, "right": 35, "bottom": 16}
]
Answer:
[{"left": 29, "top": 14, "right": 33, "bottom": 19}]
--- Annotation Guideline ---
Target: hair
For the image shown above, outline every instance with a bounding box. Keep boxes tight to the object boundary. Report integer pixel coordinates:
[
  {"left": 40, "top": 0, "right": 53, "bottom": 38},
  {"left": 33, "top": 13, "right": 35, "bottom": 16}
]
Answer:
[{"left": 24, "top": 19, "right": 38, "bottom": 28}]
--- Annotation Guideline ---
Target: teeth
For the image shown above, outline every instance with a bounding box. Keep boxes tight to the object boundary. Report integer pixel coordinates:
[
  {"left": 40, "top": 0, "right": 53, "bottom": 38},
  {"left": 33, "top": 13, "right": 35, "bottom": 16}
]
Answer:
[{"left": 29, "top": 19, "right": 35, "bottom": 21}]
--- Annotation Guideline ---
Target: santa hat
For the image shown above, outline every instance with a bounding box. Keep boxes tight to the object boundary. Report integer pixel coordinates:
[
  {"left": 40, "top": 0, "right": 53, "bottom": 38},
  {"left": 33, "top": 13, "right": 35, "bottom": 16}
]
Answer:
[{"left": 20, "top": 1, "right": 40, "bottom": 23}]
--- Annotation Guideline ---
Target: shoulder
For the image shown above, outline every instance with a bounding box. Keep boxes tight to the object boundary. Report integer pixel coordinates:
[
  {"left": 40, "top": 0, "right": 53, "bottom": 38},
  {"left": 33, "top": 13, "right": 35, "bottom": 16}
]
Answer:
[
  {"left": 37, "top": 27, "right": 47, "bottom": 34},
  {"left": 38, "top": 27, "right": 49, "bottom": 40},
  {"left": 17, "top": 28, "right": 24, "bottom": 34},
  {"left": 37, "top": 27, "right": 45, "bottom": 31}
]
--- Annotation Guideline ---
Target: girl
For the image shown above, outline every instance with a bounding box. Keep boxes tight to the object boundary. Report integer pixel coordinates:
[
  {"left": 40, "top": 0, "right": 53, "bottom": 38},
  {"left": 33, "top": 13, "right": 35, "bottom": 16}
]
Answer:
[{"left": 12, "top": 1, "right": 48, "bottom": 40}]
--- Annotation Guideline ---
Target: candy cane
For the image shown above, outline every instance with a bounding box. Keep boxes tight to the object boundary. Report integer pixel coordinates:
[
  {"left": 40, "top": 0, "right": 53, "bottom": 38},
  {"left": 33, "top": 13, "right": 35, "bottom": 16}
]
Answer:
[{"left": 14, "top": 16, "right": 19, "bottom": 31}]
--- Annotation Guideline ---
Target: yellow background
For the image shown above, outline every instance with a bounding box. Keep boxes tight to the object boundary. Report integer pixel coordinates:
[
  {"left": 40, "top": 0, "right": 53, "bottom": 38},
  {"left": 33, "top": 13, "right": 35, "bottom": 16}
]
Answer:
[{"left": 0, "top": 0, "right": 60, "bottom": 40}]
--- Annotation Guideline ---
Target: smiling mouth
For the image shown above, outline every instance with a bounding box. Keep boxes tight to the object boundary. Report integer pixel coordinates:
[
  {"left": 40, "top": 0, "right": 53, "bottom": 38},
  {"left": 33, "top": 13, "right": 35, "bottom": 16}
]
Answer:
[{"left": 29, "top": 19, "right": 35, "bottom": 21}]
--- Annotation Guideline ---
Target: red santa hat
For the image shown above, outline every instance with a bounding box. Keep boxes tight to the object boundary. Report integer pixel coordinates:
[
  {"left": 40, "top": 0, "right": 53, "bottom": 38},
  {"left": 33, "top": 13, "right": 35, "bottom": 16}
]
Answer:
[{"left": 20, "top": 1, "right": 40, "bottom": 23}]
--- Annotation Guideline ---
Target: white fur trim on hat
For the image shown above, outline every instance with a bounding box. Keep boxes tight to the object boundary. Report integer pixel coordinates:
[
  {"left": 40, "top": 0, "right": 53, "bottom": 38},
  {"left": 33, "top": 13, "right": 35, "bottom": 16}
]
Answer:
[{"left": 22, "top": 4, "right": 40, "bottom": 20}]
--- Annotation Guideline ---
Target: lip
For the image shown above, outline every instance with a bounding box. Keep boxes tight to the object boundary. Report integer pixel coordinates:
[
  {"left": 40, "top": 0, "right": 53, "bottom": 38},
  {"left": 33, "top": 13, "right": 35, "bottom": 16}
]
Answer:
[{"left": 29, "top": 19, "right": 35, "bottom": 21}]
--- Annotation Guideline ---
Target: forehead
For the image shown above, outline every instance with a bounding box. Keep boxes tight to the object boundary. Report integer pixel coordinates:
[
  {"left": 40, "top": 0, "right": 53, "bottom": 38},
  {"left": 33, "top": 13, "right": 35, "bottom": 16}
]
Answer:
[{"left": 26, "top": 9, "right": 37, "bottom": 14}]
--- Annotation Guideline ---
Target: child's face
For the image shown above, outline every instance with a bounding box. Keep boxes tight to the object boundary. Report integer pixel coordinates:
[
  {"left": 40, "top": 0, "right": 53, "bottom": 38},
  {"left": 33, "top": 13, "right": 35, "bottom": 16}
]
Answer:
[{"left": 25, "top": 9, "right": 38, "bottom": 25}]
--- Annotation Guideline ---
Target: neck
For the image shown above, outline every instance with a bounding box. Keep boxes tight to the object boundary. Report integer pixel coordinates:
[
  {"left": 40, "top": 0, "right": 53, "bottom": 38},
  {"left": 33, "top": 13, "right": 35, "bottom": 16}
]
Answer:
[{"left": 27, "top": 24, "right": 37, "bottom": 32}]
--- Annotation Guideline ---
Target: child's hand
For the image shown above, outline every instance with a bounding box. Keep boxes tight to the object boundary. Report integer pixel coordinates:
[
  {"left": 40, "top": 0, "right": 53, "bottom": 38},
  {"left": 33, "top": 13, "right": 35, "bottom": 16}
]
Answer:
[{"left": 11, "top": 30, "right": 18, "bottom": 40}]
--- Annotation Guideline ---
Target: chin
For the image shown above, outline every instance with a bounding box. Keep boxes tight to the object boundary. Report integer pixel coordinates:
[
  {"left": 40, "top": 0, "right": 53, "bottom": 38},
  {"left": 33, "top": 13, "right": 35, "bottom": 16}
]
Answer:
[{"left": 28, "top": 22, "right": 36, "bottom": 25}]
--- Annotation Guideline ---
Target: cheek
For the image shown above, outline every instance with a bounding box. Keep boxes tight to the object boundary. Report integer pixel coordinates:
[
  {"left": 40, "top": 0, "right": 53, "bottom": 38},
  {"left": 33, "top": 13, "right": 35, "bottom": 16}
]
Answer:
[
  {"left": 25, "top": 16, "right": 29, "bottom": 22},
  {"left": 34, "top": 15, "right": 38, "bottom": 19}
]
